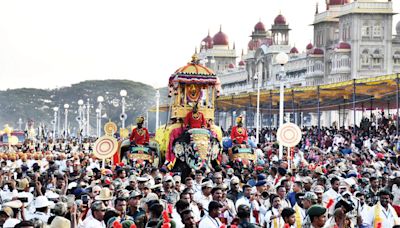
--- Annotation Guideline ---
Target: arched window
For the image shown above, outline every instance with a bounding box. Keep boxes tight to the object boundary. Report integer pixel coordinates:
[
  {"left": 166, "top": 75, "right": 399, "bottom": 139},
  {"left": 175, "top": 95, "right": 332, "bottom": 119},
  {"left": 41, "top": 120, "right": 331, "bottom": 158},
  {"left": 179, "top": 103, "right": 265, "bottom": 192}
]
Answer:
[
  {"left": 394, "top": 51, "right": 400, "bottom": 65},
  {"left": 361, "top": 49, "right": 369, "bottom": 65},
  {"left": 372, "top": 49, "right": 382, "bottom": 66}
]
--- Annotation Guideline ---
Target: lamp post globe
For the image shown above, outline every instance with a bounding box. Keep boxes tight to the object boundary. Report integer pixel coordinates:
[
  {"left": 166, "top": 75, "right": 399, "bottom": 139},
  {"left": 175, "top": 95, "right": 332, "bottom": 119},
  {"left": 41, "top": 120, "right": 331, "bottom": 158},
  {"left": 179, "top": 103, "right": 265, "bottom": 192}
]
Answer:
[
  {"left": 97, "top": 96, "right": 104, "bottom": 103},
  {"left": 78, "top": 99, "right": 84, "bottom": 106},
  {"left": 120, "top": 90, "right": 127, "bottom": 97},
  {"left": 64, "top": 104, "right": 69, "bottom": 109},
  {"left": 276, "top": 52, "right": 289, "bottom": 65},
  {"left": 53, "top": 107, "right": 59, "bottom": 112}
]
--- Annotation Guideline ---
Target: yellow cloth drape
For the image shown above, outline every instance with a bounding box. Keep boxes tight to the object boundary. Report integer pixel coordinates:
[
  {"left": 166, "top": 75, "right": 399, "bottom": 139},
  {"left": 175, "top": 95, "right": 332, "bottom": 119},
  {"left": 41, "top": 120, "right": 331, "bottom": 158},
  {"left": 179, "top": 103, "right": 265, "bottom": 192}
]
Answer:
[
  {"left": 294, "top": 205, "right": 302, "bottom": 228},
  {"left": 374, "top": 204, "right": 383, "bottom": 228}
]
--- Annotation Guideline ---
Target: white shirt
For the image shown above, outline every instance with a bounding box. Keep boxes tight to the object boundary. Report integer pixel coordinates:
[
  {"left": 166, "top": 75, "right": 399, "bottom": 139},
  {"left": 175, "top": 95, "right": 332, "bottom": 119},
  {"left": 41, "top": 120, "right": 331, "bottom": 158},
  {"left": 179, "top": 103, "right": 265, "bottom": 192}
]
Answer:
[
  {"left": 190, "top": 202, "right": 201, "bottom": 221},
  {"left": 280, "top": 197, "right": 290, "bottom": 209},
  {"left": 393, "top": 184, "right": 400, "bottom": 205},
  {"left": 360, "top": 203, "right": 372, "bottom": 226},
  {"left": 172, "top": 208, "right": 184, "bottom": 228},
  {"left": 322, "top": 188, "right": 340, "bottom": 205},
  {"left": 365, "top": 203, "right": 400, "bottom": 228},
  {"left": 194, "top": 191, "right": 212, "bottom": 211},
  {"left": 256, "top": 148, "right": 264, "bottom": 160},
  {"left": 79, "top": 215, "right": 106, "bottom": 228},
  {"left": 264, "top": 207, "right": 285, "bottom": 228},
  {"left": 235, "top": 196, "right": 260, "bottom": 224},
  {"left": 199, "top": 215, "right": 222, "bottom": 228},
  {"left": 194, "top": 182, "right": 202, "bottom": 193}
]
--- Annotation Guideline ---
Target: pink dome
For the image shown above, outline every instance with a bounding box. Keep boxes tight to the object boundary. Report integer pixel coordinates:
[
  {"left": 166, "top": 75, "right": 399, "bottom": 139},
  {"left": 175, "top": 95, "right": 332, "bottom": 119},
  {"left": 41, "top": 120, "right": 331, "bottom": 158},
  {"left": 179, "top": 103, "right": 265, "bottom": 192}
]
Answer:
[
  {"left": 239, "top": 60, "right": 245, "bottom": 66},
  {"left": 213, "top": 28, "right": 229, "bottom": 46},
  {"left": 228, "top": 63, "right": 235, "bottom": 69},
  {"left": 254, "top": 21, "right": 266, "bottom": 32},
  {"left": 337, "top": 42, "right": 351, "bottom": 49},
  {"left": 312, "top": 48, "right": 324, "bottom": 55},
  {"left": 274, "top": 14, "right": 286, "bottom": 25},
  {"left": 328, "top": 0, "right": 350, "bottom": 5},
  {"left": 290, "top": 46, "right": 299, "bottom": 54},
  {"left": 306, "top": 42, "right": 314, "bottom": 50},
  {"left": 201, "top": 33, "right": 213, "bottom": 49}
]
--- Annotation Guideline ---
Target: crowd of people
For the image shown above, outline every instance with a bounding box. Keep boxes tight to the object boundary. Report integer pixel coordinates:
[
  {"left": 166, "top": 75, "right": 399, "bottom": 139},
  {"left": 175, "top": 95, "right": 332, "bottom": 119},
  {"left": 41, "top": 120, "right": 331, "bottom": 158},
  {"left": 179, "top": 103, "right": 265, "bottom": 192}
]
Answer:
[{"left": 0, "top": 112, "right": 400, "bottom": 228}]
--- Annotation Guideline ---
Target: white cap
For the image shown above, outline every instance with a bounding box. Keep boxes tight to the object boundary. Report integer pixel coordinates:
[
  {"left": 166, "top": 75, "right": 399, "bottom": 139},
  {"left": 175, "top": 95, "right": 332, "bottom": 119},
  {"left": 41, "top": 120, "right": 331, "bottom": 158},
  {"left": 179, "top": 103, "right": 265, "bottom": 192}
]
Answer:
[
  {"left": 3, "top": 200, "right": 22, "bottom": 209},
  {"left": 67, "top": 182, "right": 77, "bottom": 190},
  {"left": 45, "top": 191, "right": 60, "bottom": 200},
  {"left": 137, "top": 176, "right": 149, "bottom": 182},
  {"left": 3, "top": 218, "right": 20, "bottom": 228},
  {"left": 34, "top": 196, "right": 54, "bottom": 208}
]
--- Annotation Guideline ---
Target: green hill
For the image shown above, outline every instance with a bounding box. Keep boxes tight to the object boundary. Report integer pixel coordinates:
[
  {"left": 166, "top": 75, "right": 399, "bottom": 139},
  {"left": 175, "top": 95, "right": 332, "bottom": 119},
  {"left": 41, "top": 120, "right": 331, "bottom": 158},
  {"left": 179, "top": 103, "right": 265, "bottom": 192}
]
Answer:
[{"left": 0, "top": 80, "right": 168, "bottom": 134}]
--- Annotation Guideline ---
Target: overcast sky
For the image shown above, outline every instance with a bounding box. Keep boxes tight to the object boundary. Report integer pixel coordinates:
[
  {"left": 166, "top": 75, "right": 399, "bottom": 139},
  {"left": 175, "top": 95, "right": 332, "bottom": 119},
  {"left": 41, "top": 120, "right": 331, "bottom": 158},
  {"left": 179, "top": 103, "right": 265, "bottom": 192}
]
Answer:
[{"left": 0, "top": 0, "right": 399, "bottom": 90}]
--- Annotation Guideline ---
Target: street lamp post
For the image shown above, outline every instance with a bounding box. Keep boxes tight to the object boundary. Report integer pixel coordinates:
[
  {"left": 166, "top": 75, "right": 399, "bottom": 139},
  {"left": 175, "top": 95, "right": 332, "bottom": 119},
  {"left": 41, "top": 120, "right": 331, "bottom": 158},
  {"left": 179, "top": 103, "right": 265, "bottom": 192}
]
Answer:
[
  {"left": 81, "top": 104, "right": 86, "bottom": 136},
  {"left": 63, "top": 104, "right": 69, "bottom": 138},
  {"left": 96, "top": 108, "right": 100, "bottom": 137},
  {"left": 97, "top": 96, "right": 104, "bottom": 137},
  {"left": 275, "top": 52, "right": 289, "bottom": 160},
  {"left": 254, "top": 73, "right": 261, "bottom": 144},
  {"left": 78, "top": 99, "right": 84, "bottom": 140},
  {"left": 156, "top": 89, "right": 160, "bottom": 131},
  {"left": 18, "top": 118, "right": 23, "bottom": 130},
  {"left": 86, "top": 99, "right": 90, "bottom": 136},
  {"left": 120, "top": 90, "right": 127, "bottom": 129},
  {"left": 53, "top": 107, "right": 59, "bottom": 138}
]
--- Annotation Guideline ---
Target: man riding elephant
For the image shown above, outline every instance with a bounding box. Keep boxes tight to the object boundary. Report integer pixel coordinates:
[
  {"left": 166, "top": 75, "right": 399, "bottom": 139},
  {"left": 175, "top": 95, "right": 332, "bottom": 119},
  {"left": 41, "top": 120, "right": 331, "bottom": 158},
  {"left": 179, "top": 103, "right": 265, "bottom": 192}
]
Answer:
[
  {"left": 184, "top": 103, "right": 206, "bottom": 129},
  {"left": 130, "top": 116, "right": 150, "bottom": 146},
  {"left": 230, "top": 115, "right": 248, "bottom": 145}
]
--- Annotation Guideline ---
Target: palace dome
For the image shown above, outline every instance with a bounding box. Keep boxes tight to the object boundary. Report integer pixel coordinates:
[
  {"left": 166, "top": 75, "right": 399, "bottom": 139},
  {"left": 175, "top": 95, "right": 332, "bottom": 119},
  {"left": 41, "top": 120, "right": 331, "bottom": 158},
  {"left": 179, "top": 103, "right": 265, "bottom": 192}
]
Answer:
[
  {"left": 254, "top": 21, "right": 266, "bottom": 32},
  {"left": 213, "top": 28, "right": 229, "bottom": 46},
  {"left": 337, "top": 42, "right": 351, "bottom": 49},
  {"left": 274, "top": 14, "right": 286, "bottom": 25},
  {"left": 290, "top": 46, "right": 299, "bottom": 54}
]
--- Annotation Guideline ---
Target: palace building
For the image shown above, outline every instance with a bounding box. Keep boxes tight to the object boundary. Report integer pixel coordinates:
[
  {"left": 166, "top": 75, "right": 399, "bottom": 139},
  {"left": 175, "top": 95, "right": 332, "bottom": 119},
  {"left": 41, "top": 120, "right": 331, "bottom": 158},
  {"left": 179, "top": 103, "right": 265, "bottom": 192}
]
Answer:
[{"left": 196, "top": 0, "right": 400, "bottom": 129}]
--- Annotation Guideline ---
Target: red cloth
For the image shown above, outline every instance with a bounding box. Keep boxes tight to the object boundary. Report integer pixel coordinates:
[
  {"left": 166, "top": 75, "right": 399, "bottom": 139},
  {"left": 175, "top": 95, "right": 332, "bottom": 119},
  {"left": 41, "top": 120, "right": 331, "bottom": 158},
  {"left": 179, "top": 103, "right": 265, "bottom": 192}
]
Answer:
[
  {"left": 129, "top": 127, "right": 149, "bottom": 145},
  {"left": 230, "top": 126, "right": 248, "bottom": 144},
  {"left": 393, "top": 205, "right": 400, "bottom": 216},
  {"left": 166, "top": 127, "right": 184, "bottom": 162},
  {"left": 376, "top": 153, "right": 384, "bottom": 159},
  {"left": 184, "top": 111, "right": 206, "bottom": 128}
]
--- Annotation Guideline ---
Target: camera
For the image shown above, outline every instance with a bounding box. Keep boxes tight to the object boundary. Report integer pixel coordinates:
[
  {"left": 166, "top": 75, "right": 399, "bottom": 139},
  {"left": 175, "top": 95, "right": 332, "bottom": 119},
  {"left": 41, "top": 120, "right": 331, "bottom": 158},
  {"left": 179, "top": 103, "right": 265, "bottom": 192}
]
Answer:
[
  {"left": 19, "top": 197, "right": 28, "bottom": 203},
  {"left": 81, "top": 195, "right": 89, "bottom": 204},
  {"left": 261, "top": 192, "right": 269, "bottom": 199}
]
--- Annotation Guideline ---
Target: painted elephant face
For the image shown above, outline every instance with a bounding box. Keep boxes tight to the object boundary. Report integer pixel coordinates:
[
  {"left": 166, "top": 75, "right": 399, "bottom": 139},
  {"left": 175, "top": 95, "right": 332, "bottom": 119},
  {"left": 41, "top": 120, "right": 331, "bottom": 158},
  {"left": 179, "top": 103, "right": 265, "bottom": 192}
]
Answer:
[{"left": 173, "top": 143, "right": 186, "bottom": 161}]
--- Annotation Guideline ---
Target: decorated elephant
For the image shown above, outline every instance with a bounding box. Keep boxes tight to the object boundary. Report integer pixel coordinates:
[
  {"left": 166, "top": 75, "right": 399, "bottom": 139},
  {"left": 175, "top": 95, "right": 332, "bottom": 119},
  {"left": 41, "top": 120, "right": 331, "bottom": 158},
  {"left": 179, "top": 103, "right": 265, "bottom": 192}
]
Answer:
[
  {"left": 114, "top": 139, "right": 160, "bottom": 169},
  {"left": 170, "top": 128, "right": 221, "bottom": 178},
  {"left": 226, "top": 141, "right": 257, "bottom": 171}
]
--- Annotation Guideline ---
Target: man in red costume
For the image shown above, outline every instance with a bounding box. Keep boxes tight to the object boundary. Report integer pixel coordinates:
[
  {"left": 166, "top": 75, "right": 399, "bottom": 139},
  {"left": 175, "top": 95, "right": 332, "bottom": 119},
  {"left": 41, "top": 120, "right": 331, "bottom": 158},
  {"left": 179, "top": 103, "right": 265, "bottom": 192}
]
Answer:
[
  {"left": 129, "top": 116, "right": 150, "bottom": 145},
  {"left": 230, "top": 116, "right": 248, "bottom": 144},
  {"left": 184, "top": 103, "right": 206, "bottom": 129}
]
